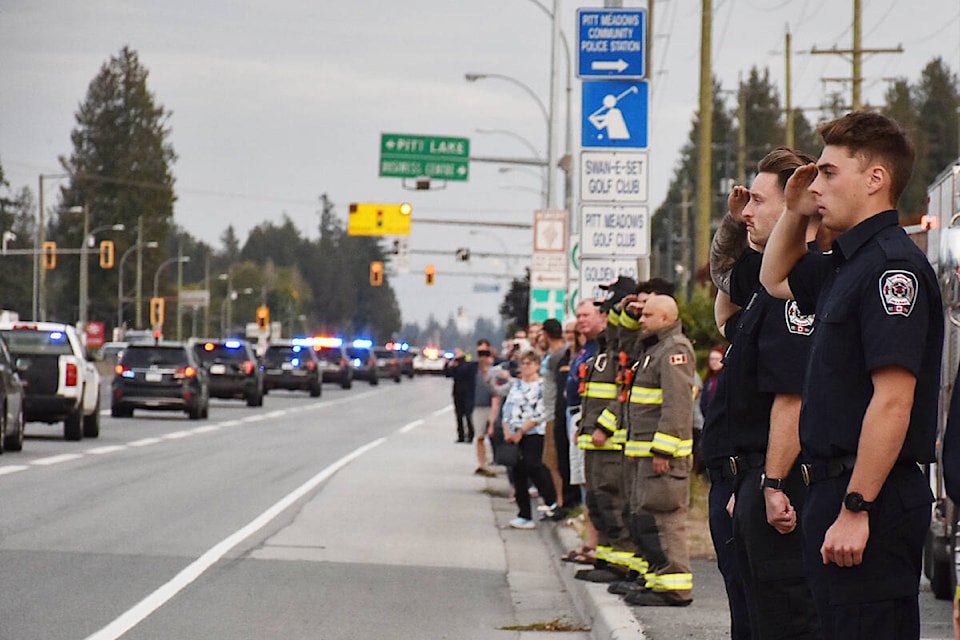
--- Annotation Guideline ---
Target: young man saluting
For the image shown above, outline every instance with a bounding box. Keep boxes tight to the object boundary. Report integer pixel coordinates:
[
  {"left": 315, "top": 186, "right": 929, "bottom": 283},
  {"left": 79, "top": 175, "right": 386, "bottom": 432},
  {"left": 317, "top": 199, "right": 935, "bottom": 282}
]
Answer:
[{"left": 760, "top": 111, "right": 943, "bottom": 639}]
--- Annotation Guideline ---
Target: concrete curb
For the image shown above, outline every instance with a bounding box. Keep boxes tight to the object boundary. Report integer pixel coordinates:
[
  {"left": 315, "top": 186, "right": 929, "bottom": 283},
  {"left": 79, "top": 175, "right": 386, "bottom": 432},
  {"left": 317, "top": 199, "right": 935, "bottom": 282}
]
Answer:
[{"left": 538, "top": 516, "right": 647, "bottom": 640}]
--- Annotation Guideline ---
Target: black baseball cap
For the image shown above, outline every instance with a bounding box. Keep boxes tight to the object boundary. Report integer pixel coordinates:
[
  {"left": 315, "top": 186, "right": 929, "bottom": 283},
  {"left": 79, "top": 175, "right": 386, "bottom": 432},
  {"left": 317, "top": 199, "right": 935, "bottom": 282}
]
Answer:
[{"left": 595, "top": 276, "right": 638, "bottom": 311}]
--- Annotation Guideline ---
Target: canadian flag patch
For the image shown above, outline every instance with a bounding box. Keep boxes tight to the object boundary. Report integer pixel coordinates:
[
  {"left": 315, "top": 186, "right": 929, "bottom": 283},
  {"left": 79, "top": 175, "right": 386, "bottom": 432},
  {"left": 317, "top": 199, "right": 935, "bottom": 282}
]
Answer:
[{"left": 669, "top": 353, "right": 687, "bottom": 366}]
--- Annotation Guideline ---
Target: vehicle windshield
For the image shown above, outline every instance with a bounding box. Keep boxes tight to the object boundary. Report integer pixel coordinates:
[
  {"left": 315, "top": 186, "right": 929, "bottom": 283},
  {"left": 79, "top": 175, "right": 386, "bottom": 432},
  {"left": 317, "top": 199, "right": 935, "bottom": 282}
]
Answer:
[
  {"left": 263, "top": 346, "right": 309, "bottom": 365},
  {"left": 315, "top": 347, "right": 342, "bottom": 363},
  {"left": 346, "top": 347, "right": 371, "bottom": 360},
  {"left": 121, "top": 347, "right": 189, "bottom": 367},
  {"left": 194, "top": 342, "right": 251, "bottom": 362},
  {"left": 0, "top": 329, "right": 74, "bottom": 356}
]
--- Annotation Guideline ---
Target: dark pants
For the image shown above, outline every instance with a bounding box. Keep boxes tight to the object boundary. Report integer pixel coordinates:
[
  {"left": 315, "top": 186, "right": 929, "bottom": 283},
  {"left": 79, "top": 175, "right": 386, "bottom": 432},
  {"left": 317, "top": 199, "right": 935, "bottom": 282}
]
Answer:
[
  {"left": 707, "top": 473, "right": 751, "bottom": 640},
  {"left": 453, "top": 392, "right": 474, "bottom": 441},
  {"left": 513, "top": 434, "right": 557, "bottom": 520},
  {"left": 554, "top": 406, "right": 579, "bottom": 507},
  {"left": 802, "top": 463, "right": 931, "bottom": 640},
  {"left": 733, "top": 466, "right": 820, "bottom": 639}
]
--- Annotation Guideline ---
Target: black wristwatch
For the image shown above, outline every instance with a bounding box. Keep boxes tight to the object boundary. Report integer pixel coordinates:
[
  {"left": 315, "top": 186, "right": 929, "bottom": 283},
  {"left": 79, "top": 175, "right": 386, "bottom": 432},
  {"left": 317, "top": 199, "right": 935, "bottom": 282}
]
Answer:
[
  {"left": 760, "top": 473, "right": 784, "bottom": 490},
  {"left": 843, "top": 491, "right": 874, "bottom": 513}
]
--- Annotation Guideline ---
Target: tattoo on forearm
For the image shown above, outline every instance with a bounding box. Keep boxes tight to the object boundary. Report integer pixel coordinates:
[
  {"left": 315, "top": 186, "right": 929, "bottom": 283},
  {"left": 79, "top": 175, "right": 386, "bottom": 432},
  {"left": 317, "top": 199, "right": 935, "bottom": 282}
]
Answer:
[{"left": 710, "top": 213, "right": 748, "bottom": 294}]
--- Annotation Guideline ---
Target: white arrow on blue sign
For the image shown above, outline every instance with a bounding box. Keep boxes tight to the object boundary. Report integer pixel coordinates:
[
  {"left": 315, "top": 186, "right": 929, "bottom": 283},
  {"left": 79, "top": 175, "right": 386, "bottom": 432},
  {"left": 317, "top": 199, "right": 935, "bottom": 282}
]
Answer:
[
  {"left": 577, "top": 8, "right": 646, "bottom": 79},
  {"left": 582, "top": 80, "right": 648, "bottom": 149}
]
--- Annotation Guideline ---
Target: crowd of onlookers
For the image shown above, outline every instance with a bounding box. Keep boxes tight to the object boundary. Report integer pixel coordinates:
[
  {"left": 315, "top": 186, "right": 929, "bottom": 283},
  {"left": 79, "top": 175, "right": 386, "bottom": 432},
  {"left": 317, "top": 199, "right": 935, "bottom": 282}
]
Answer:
[{"left": 445, "top": 319, "right": 594, "bottom": 530}]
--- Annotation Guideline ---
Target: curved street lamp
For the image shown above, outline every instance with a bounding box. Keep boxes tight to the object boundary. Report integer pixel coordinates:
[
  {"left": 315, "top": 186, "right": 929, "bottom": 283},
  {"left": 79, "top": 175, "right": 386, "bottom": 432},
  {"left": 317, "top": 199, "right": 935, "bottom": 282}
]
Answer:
[
  {"left": 117, "top": 242, "right": 159, "bottom": 331},
  {"left": 464, "top": 72, "right": 550, "bottom": 127}
]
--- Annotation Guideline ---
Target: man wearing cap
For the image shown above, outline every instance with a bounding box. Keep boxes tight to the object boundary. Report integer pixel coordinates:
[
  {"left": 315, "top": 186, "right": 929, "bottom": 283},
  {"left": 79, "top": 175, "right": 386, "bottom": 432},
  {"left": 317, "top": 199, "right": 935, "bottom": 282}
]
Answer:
[{"left": 574, "top": 276, "right": 637, "bottom": 582}]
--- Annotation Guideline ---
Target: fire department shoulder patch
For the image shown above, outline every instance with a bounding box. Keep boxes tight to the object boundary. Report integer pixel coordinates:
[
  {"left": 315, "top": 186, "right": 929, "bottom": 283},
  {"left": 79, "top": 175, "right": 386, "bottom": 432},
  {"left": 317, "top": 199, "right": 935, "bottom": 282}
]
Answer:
[
  {"left": 669, "top": 353, "right": 687, "bottom": 366},
  {"left": 879, "top": 270, "right": 917, "bottom": 317},
  {"left": 784, "top": 300, "right": 815, "bottom": 335}
]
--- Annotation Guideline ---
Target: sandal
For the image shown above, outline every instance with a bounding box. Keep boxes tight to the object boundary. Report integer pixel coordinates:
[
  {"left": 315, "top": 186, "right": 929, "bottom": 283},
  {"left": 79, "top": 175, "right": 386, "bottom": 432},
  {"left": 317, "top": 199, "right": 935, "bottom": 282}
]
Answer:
[{"left": 561, "top": 548, "right": 595, "bottom": 564}]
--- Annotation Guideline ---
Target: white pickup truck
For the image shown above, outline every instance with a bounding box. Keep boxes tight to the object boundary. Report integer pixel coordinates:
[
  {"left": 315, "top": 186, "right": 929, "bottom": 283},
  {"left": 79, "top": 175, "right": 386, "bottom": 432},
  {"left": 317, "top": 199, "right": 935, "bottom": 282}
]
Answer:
[{"left": 0, "top": 322, "right": 101, "bottom": 441}]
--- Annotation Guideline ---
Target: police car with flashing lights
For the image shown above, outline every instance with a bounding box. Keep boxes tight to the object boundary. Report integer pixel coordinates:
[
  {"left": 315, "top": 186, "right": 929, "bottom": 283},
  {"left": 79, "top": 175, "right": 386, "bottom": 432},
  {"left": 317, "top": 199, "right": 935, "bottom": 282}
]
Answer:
[
  {"left": 312, "top": 336, "right": 353, "bottom": 389},
  {"left": 262, "top": 339, "right": 323, "bottom": 397},
  {"left": 0, "top": 322, "right": 101, "bottom": 441},
  {"left": 191, "top": 338, "right": 264, "bottom": 407},
  {"left": 346, "top": 338, "right": 379, "bottom": 385},
  {"left": 387, "top": 342, "right": 415, "bottom": 379},
  {"left": 413, "top": 346, "right": 451, "bottom": 375}
]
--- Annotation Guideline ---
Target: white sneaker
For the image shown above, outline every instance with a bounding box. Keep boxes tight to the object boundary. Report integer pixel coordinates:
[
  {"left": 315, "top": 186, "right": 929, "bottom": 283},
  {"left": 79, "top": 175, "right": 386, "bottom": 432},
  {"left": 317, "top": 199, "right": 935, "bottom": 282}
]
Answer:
[
  {"left": 509, "top": 517, "right": 536, "bottom": 529},
  {"left": 537, "top": 502, "right": 558, "bottom": 515}
]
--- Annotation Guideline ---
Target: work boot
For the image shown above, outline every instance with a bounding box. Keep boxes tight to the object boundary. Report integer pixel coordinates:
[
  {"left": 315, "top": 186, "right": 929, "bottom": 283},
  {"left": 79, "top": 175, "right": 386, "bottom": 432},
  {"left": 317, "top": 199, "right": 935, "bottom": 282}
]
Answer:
[
  {"left": 574, "top": 568, "right": 621, "bottom": 583},
  {"left": 607, "top": 579, "right": 643, "bottom": 595}
]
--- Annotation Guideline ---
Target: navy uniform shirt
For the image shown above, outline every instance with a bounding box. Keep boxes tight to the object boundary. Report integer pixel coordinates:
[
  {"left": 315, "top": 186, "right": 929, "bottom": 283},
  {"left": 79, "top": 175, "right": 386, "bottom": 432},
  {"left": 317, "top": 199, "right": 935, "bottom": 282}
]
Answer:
[
  {"left": 721, "top": 249, "right": 815, "bottom": 455},
  {"left": 788, "top": 210, "right": 943, "bottom": 463}
]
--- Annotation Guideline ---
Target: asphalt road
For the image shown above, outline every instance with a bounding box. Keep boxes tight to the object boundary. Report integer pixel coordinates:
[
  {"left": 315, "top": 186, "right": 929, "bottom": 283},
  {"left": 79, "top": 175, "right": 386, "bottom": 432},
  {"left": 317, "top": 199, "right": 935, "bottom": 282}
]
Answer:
[{"left": 0, "top": 374, "right": 954, "bottom": 639}]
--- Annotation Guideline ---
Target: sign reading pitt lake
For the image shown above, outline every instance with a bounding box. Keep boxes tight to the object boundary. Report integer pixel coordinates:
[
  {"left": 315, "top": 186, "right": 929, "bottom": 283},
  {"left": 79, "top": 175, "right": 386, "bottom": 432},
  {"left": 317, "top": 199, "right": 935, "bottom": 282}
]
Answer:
[
  {"left": 379, "top": 133, "right": 470, "bottom": 181},
  {"left": 578, "top": 8, "right": 646, "bottom": 79}
]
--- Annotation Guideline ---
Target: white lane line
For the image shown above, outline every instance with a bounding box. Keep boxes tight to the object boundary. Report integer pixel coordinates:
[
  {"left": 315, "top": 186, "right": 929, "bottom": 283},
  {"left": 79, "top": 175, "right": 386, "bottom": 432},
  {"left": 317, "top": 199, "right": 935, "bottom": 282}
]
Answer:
[
  {"left": 191, "top": 425, "right": 222, "bottom": 434},
  {"left": 129, "top": 438, "right": 162, "bottom": 447},
  {"left": 162, "top": 431, "right": 193, "bottom": 440},
  {"left": 217, "top": 420, "right": 242, "bottom": 427},
  {"left": 83, "top": 437, "right": 387, "bottom": 640},
  {"left": 263, "top": 410, "right": 287, "bottom": 419},
  {"left": 398, "top": 419, "right": 424, "bottom": 434},
  {"left": 0, "top": 465, "right": 29, "bottom": 475},
  {"left": 431, "top": 405, "right": 453, "bottom": 416},
  {"left": 32, "top": 453, "right": 84, "bottom": 466},
  {"left": 86, "top": 445, "right": 127, "bottom": 455},
  {"left": 241, "top": 415, "right": 265, "bottom": 423}
]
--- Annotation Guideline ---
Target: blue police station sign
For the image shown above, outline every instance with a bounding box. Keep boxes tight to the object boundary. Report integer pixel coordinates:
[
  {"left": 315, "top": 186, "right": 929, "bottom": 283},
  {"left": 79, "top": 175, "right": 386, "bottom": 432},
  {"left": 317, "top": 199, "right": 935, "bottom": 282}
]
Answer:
[
  {"left": 578, "top": 8, "right": 646, "bottom": 79},
  {"left": 581, "top": 80, "right": 648, "bottom": 149}
]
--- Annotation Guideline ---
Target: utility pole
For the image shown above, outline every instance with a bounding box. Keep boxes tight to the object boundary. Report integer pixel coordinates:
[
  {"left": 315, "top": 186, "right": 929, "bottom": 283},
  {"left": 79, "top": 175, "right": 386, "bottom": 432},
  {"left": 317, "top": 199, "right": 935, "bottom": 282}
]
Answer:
[
  {"left": 785, "top": 27, "right": 794, "bottom": 148},
  {"left": 696, "top": 0, "right": 713, "bottom": 274},
  {"left": 810, "top": 0, "right": 902, "bottom": 111},
  {"left": 680, "top": 180, "right": 692, "bottom": 302},
  {"left": 136, "top": 217, "right": 144, "bottom": 329},
  {"left": 737, "top": 75, "right": 747, "bottom": 186}
]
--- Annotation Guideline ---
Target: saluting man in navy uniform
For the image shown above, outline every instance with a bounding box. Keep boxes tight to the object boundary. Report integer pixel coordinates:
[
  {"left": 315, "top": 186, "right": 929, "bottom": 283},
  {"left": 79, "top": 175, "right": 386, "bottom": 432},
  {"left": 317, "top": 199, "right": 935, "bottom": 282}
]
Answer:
[{"left": 760, "top": 111, "right": 943, "bottom": 640}]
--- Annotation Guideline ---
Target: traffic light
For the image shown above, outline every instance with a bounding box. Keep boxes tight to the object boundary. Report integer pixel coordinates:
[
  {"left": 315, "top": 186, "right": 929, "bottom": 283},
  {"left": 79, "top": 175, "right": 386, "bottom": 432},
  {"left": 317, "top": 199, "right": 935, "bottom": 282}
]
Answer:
[
  {"left": 99, "top": 240, "right": 115, "bottom": 269},
  {"left": 42, "top": 241, "right": 56, "bottom": 270},
  {"left": 370, "top": 261, "right": 384, "bottom": 286},
  {"left": 347, "top": 203, "right": 413, "bottom": 235},
  {"left": 256, "top": 306, "right": 270, "bottom": 332},
  {"left": 425, "top": 264, "right": 436, "bottom": 286},
  {"left": 149, "top": 297, "right": 165, "bottom": 328}
]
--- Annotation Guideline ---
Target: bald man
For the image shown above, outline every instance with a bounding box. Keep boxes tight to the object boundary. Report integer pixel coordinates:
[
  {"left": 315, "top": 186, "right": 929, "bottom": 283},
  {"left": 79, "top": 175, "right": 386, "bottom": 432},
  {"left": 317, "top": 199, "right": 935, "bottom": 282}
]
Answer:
[{"left": 622, "top": 294, "right": 697, "bottom": 606}]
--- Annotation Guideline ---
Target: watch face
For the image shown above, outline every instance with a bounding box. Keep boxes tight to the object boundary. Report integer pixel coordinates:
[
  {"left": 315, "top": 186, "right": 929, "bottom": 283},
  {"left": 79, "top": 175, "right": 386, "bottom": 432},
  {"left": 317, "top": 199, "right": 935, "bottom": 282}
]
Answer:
[{"left": 845, "top": 492, "right": 866, "bottom": 512}]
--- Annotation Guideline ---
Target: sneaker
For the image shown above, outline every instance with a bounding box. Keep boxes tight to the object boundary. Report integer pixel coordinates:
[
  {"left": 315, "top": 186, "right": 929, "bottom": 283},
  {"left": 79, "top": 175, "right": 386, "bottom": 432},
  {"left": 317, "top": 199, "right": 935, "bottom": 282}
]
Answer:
[
  {"left": 474, "top": 468, "right": 496, "bottom": 477},
  {"left": 536, "top": 502, "right": 558, "bottom": 513},
  {"left": 509, "top": 517, "right": 536, "bottom": 530}
]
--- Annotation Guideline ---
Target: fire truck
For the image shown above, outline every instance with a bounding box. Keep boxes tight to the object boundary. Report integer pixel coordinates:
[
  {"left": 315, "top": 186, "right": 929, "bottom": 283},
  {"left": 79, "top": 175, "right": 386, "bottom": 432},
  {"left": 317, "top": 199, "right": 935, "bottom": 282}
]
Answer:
[{"left": 918, "top": 159, "right": 960, "bottom": 600}]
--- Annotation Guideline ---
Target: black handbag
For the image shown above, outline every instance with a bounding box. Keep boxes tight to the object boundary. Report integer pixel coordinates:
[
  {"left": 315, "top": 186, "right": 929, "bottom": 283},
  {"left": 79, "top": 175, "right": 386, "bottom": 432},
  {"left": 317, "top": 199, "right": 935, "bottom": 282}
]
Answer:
[{"left": 494, "top": 441, "right": 520, "bottom": 467}]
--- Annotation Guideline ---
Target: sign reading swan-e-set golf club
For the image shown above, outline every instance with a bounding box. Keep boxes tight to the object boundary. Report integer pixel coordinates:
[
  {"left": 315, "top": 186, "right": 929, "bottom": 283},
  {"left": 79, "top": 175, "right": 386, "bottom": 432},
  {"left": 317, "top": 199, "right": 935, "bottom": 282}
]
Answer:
[
  {"left": 580, "top": 150, "right": 647, "bottom": 202},
  {"left": 379, "top": 133, "right": 469, "bottom": 181},
  {"left": 580, "top": 204, "right": 649, "bottom": 257},
  {"left": 577, "top": 8, "right": 646, "bottom": 79}
]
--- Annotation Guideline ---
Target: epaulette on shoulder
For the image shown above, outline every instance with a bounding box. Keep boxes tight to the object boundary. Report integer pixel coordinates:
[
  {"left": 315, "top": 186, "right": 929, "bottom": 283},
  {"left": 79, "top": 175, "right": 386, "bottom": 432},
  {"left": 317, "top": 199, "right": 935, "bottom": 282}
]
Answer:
[{"left": 877, "top": 226, "right": 917, "bottom": 262}]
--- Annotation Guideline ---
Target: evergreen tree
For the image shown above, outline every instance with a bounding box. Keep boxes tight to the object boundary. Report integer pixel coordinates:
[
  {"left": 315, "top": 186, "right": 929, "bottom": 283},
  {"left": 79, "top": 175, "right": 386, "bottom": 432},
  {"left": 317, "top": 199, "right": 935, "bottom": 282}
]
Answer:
[
  {"left": 54, "top": 46, "right": 176, "bottom": 328},
  {"left": 498, "top": 268, "right": 530, "bottom": 329}
]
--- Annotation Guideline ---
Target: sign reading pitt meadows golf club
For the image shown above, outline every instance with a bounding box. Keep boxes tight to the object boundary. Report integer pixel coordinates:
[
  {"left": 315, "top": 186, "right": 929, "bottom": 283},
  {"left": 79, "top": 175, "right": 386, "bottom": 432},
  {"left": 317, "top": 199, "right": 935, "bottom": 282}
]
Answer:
[{"left": 379, "top": 133, "right": 470, "bottom": 181}]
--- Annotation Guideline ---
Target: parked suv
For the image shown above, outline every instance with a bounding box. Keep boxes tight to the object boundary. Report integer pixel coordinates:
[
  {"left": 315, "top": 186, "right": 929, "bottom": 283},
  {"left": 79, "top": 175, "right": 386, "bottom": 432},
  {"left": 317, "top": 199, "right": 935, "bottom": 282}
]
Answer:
[
  {"left": 111, "top": 343, "right": 209, "bottom": 419},
  {"left": 0, "top": 322, "right": 101, "bottom": 441},
  {"left": 192, "top": 339, "right": 264, "bottom": 407},
  {"left": 262, "top": 340, "right": 322, "bottom": 397},
  {"left": 0, "top": 336, "right": 25, "bottom": 452},
  {"left": 314, "top": 337, "right": 352, "bottom": 389}
]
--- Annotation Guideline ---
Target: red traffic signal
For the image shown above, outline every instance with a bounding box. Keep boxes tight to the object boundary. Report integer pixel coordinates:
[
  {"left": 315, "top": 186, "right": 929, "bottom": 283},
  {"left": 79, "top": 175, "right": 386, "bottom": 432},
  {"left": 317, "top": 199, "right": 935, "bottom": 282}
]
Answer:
[
  {"left": 370, "top": 261, "right": 384, "bottom": 286},
  {"left": 425, "top": 264, "right": 436, "bottom": 286}
]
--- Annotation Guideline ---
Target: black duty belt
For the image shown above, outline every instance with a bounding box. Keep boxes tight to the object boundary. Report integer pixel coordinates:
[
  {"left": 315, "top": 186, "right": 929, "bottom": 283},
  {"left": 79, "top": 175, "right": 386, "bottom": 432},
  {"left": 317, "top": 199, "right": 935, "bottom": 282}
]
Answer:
[
  {"left": 800, "top": 455, "right": 857, "bottom": 486},
  {"left": 727, "top": 452, "right": 766, "bottom": 477},
  {"left": 706, "top": 464, "right": 735, "bottom": 483}
]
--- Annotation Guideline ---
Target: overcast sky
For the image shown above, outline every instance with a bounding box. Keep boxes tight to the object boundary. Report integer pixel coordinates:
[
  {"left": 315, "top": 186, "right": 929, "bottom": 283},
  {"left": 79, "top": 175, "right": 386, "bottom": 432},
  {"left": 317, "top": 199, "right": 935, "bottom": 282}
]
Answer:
[{"left": 2, "top": 0, "right": 958, "bottom": 329}]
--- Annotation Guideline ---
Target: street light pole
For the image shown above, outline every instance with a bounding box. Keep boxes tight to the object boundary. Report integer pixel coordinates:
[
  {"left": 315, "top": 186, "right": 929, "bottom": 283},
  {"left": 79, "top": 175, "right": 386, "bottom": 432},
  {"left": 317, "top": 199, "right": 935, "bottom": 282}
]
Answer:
[
  {"left": 153, "top": 256, "right": 191, "bottom": 300},
  {"left": 117, "top": 241, "right": 158, "bottom": 334}
]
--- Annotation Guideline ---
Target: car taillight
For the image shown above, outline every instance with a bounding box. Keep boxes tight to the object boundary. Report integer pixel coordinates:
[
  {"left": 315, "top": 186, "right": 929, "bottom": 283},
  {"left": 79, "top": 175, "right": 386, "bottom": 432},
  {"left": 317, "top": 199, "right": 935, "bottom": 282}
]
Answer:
[
  {"left": 341, "top": 357, "right": 347, "bottom": 367},
  {"left": 115, "top": 364, "right": 125, "bottom": 375},
  {"left": 306, "top": 360, "right": 316, "bottom": 371},
  {"left": 175, "top": 366, "right": 196, "bottom": 379},
  {"left": 242, "top": 360, "right": 255, "bottom": 375},
  {"left": 65, "top": 362, "right": 78, "bottom": 386}
]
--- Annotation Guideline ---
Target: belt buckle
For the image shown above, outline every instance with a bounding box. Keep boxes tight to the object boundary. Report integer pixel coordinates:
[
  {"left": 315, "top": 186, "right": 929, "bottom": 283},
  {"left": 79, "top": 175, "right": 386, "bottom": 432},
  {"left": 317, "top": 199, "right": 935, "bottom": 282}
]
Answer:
[
  {"left": 727, "top": 456, "right": 739, "bottom": 476},
  {"left": 801, "top": 463, "right": 812, "bottom": 486}
]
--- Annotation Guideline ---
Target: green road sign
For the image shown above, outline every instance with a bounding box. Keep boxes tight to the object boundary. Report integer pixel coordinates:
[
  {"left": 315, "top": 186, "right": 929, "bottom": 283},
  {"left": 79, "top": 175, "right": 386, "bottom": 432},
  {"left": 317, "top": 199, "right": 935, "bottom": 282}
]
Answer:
[{"left": 380, "top": 133, "right": 469, "bottom": 181}]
